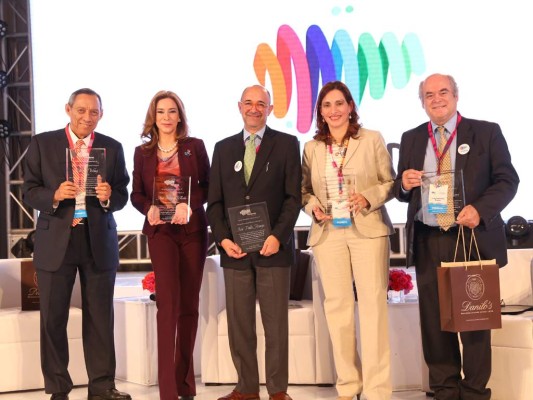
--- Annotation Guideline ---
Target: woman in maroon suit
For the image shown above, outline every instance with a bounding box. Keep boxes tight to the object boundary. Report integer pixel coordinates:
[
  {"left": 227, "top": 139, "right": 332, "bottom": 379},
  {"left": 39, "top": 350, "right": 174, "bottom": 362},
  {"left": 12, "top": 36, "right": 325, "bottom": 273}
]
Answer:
[{"left": 131, "top": 91, "right": 210, "bottom": 400}]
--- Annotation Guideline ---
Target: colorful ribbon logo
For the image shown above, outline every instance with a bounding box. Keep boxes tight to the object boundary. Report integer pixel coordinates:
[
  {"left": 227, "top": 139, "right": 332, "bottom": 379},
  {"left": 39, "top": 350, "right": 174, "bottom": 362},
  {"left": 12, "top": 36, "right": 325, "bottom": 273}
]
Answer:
[{"left": 254, "top": 25, "right": 425, "bottom": 133}]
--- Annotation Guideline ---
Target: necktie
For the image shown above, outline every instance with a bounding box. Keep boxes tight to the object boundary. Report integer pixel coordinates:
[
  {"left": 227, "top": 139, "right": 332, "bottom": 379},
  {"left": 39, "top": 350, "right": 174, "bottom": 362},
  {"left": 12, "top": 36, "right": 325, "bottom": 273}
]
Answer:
[
  {"left": 244, "top": 134, "right": 256, "bottom": 184},
  {"left": 71, "top": 139, "right": 85, "bottom": 227},
  {"left": 436, "top": 126, "right": 455, "bottom": 229}
]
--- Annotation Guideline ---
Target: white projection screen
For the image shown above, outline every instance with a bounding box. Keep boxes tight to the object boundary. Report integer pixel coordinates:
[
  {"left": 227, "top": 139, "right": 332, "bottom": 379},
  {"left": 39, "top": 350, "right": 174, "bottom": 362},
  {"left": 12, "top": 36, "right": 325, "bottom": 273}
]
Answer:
[{"left": 29, "top": 0, "right": 532, "bottom": 231}]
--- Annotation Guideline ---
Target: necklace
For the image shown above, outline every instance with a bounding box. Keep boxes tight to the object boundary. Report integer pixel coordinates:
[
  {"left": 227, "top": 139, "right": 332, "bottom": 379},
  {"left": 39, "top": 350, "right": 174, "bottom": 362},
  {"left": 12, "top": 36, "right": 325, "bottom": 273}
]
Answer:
[
  {"left": 159, "top": 152, "right": 177, "bottom": 162},
  {"left": 157, "top": 140, "right": 178, "bottom": 153}
]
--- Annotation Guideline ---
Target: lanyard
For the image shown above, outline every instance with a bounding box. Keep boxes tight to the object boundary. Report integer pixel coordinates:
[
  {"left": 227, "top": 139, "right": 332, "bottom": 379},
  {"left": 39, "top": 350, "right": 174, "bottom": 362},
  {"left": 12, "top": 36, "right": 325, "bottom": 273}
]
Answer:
[
  {"left": 327, "top": 138, "right": 349, "bottom": 195},
  {"left": 427, "top": 113, "right": 462, "bottom": 175}
]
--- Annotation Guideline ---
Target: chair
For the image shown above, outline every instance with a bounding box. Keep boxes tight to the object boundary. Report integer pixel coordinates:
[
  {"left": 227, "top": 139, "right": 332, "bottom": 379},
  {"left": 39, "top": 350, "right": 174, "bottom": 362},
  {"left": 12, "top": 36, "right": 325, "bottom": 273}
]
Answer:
[
  {"left": 0, "top": 258, "right": 87, "bottom": 392},
  {"left": 199, "top": 251, "right": 335, "bottom": 385},
  {"left": 488, "top": 249, "right": 533, "bottom": 400}
]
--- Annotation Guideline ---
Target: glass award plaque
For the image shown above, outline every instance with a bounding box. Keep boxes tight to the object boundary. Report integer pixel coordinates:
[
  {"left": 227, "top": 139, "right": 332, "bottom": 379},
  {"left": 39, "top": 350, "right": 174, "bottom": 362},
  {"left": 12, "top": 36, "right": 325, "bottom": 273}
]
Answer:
[
  {"left": 228, "top": 202, "right": 271, "bottom": 253},
  {"left": 321, "top": 173, "right": 356, "bottom": 227},
  {"left": 421, "top": 169, "right": 465, "bottom": 222},
  {"left": 66, "top": 147, "right": 106, "bottom": 196},
  {"left": 153, "top": 175, "right": 191, "bottom": 222}
]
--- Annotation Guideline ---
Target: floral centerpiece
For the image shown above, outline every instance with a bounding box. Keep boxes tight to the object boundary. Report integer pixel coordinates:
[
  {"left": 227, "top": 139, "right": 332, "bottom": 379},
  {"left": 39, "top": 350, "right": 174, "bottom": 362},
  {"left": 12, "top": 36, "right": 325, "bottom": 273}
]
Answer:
[
  {"left": 142, "top": 271, "right": 156, "bottom": 300},
  {"left": 388, "top": 269, "right": 413, "bottom": 303}
]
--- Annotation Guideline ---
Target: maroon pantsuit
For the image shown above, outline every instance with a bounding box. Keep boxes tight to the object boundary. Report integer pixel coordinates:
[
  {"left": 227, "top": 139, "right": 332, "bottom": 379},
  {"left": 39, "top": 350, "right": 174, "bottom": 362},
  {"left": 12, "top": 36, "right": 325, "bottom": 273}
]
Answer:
[{"left": 131, "top": 138, "right": 210, "bottom": 400}]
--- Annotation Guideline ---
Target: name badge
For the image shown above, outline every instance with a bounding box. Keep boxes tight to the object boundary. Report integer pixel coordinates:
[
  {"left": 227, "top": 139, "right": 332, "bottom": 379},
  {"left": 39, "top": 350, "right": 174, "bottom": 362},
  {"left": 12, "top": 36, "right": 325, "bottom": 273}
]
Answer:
[
  {"left": 75, "top": 195, "right": 87, "bottom": 218},
  {"left": 331, "top": 199, "right": 352, "bottom": 227},
  {"left": 428, "top": 183, "right": 449, "bottom": 214}
]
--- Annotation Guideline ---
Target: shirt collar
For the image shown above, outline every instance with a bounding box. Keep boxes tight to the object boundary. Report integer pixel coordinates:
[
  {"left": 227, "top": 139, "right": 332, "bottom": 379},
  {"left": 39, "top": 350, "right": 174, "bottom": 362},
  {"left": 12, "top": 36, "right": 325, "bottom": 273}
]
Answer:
[
  {"left": 243, "top": 126, "right": 266, "bottom": 142},
  {"left": 68, "top": 124, "right": 91, "bottom": 146},
  {"left": 431, "top": 112, "right": 458, "bottom": 135}
]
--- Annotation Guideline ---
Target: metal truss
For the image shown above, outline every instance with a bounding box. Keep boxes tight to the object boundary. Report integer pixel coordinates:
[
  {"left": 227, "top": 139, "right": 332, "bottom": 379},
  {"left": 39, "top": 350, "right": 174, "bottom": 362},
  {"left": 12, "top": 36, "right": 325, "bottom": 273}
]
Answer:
[{"left": 0, "top": 0, "right": 34, "bottom": 258}]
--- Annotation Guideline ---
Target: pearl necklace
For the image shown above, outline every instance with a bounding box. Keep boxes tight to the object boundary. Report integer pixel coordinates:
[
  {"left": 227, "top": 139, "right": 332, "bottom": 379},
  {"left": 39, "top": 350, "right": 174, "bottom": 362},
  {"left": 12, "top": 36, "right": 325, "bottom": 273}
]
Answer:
[{"left": 157, "top": 140, "right": 178, "bottom": 153}]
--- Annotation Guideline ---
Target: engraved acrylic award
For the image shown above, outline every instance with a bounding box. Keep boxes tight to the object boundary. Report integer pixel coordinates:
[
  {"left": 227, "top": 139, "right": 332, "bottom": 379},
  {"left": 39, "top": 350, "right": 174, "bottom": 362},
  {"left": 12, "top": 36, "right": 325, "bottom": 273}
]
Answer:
[
  {"left": 421, "top": 169, "right": 465, "bottom": 224},
  {"left": 321, "top": 173, "right": 356, "bottom": 227},
  {"left": 66, "top": 147, "right": 106, "bottom": 196},
  {"left": 153, "top": 175, "right": 191, "bottom": 222}
]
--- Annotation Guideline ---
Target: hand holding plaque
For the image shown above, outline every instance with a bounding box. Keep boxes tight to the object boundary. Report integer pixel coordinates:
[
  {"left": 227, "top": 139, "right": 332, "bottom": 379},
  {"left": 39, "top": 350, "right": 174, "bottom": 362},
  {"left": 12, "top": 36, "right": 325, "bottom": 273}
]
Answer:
[
  {"left": 153, "top": 175, "right": 191, "bottom": 223},
  {"left": 320, "top": 174, "right": 356, "bottom": 227},
  {"left": 66, "top": 147, "right": 106, "bottom": 196},
  {"left": 228, "top": 202, "right": 271, "bottom": 253},
  {"left": 421, "top": 169, "right": 465, "bottom": 226}
]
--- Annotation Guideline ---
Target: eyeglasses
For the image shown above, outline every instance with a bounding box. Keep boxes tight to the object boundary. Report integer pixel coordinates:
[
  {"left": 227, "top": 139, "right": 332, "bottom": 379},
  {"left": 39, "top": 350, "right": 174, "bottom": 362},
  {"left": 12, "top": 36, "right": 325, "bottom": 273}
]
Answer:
[{"left": 240, "top": 101, "right": 269, "bottom": 111}]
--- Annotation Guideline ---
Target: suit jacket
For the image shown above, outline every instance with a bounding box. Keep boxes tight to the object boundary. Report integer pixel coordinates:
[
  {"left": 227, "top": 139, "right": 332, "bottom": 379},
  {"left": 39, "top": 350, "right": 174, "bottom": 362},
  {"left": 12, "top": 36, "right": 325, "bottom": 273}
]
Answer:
[
  {"left": 207, "top": 126, "right": 302, "bottom": 269},
  {"left": 22, "top": 127, "right": 130, "bottom": 272},
  {"left": 302, "top": 128, "right": 395, "bottom": 247},
  {"left": 130, "top": 137, "right": 210, "bottom": 236},
  {"left": 393, "top": 116, "right": 519, "bottom": 267}
]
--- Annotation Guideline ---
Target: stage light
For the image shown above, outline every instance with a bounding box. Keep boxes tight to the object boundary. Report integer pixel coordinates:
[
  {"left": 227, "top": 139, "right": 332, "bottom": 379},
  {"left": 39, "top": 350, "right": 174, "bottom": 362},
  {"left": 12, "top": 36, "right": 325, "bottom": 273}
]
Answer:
[
  {"left": 0, "top": 20, "right": 6, "bottom": 38},
  {"left": 0, "top": 71, "right": 7, "bottom": 88},
  {"left": 0, "top": 119, "right": 10, "bottom": 138},
  {"left": 506, "top": 215, "right": 531, "bottom": 248}
]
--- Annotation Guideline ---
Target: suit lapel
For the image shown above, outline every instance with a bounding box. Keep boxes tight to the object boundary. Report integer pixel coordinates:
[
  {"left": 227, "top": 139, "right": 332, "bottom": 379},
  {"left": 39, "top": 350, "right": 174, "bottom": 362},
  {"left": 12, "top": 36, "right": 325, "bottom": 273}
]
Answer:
[
  {"left": 343, "top": 135, "right": 361, "bottom": 170},
  {"left": 454, "top": 118, "right": 473, "bottom": 173},
  {"left": 413, "top": 126, "right": 428, "bottom": 171},
  {"left": 54, "top": 130, "right": 70, "bottom": 177},
  {"left": 313, "top": 140, "right": 327, "bottom": 180},
  {"left": 228, "top": 132, "right": 247, "bottom": 186},
  {"left": 177, "top": 140, "right": 194, "bottom": 177}
]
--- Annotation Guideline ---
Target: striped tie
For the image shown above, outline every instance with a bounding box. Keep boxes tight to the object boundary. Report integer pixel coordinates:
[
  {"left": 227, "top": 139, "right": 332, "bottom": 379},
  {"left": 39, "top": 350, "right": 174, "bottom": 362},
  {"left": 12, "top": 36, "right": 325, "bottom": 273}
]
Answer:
[
  {"left": 244, "top": 134, "right": 256, "bottom": 184},
  {"left": 436, "top": 126, "right": 455, "bottom": 230},
  {"left": 71, "top": 139, "right": 85, "bottom": 227}
]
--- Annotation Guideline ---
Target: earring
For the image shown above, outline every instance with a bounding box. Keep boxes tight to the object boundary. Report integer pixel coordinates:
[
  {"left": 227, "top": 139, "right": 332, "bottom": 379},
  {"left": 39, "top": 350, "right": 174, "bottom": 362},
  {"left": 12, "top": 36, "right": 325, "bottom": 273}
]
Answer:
[
  {"left": 349, "top": 114, "right": 352, "bottom": 120},
  {"left": 322, "top": 118, "right": 325, "bottom": 123}
]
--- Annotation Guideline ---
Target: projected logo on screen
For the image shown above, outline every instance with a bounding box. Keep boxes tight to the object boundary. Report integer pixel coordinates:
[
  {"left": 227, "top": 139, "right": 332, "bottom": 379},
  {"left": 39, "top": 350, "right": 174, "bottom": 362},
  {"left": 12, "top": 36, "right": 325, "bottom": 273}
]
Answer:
[{"left": 253, "top": 25, "right": 425, "bottom": 133}]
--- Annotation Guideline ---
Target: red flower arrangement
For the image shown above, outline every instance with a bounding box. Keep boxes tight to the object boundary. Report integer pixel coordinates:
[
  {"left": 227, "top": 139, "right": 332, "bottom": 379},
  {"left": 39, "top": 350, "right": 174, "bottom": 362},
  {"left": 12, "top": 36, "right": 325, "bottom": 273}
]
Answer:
[
  {"left": 388, "top": 269, "right": 413, "bottom": 294},
  {"left": 142, "top": 271, "right": 156, "bottom": 293}
]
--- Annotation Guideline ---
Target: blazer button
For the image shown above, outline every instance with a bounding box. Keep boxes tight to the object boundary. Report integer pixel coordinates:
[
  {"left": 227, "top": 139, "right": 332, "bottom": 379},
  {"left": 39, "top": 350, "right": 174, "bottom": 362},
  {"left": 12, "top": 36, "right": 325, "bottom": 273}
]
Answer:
[{"left": 245, "top": 195, "right": 250, "bottom": 200}]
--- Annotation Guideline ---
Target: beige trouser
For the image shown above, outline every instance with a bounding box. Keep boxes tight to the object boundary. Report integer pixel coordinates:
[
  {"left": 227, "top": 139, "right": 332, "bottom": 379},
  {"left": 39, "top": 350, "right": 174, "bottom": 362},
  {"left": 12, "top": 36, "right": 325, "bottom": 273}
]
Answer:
[{"left": 312, "top": 225, "right": 392, "bottom": 400}]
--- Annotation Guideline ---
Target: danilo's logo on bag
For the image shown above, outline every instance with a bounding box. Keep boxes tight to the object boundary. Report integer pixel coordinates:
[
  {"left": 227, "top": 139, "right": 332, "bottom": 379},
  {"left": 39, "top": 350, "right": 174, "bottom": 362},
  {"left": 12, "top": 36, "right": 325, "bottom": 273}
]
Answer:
[{"left": 465, "top": 274, "right": 485, "bottom": 301}]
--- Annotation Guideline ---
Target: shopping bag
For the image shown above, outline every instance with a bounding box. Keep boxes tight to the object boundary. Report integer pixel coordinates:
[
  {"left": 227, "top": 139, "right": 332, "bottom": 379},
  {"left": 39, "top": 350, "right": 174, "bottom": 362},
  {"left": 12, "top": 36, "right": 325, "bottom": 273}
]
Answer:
[{"left": 437, "top": 226, "right": 502, "bottom": 332}]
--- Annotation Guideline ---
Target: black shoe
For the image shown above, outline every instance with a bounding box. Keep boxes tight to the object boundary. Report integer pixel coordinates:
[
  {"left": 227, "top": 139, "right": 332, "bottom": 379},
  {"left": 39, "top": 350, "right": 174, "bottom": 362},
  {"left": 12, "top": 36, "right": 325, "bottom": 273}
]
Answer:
[
  {"left": 51, "top": 394, "right": 69, "bottom": 400},
  {"left": 87, "top": 388, "right": 132, "bottom": 400},
  {"left": 180, "top": 396, "right": 195, "bottom": 400}
]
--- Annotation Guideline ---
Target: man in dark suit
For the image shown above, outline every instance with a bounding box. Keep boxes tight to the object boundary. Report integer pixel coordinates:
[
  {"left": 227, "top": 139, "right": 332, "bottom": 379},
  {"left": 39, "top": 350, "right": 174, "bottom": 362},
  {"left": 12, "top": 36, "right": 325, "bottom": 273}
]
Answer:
[
  {"left": 207, "top": 85, "right": 302, "bottom": 400},
  {"left": 22, "top": 88, "right": 131, "bottom": 400},
  {"left": 393, "top": 74, "right": 519, "bottom": 399}
]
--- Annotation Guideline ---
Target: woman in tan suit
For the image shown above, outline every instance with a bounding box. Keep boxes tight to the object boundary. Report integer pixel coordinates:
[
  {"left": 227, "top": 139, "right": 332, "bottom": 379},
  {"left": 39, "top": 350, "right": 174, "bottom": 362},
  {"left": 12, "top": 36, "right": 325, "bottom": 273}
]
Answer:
[{"left": 302, "top": 81, "right": 395, "bottom": 400}]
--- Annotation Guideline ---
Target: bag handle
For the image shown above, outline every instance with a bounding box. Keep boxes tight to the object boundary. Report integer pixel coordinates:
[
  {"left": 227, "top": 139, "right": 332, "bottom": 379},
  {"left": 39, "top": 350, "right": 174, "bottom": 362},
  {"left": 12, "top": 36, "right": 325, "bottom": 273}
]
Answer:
[
  {"left": 453, "top": 225, "right": 484, "bottom": 269},
  {"left": 468, "top": 228, "right": 483, "bottom": 266},
  {"left": 453, "top": 225, "right": 468, "bottom": 263}
]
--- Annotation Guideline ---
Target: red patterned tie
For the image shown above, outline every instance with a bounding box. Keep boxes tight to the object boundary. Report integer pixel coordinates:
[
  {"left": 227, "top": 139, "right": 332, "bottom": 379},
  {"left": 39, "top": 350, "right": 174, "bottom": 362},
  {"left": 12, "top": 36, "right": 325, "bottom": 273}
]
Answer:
[{"left": 71, "top": 139, "right": 85, "bottom": 227}]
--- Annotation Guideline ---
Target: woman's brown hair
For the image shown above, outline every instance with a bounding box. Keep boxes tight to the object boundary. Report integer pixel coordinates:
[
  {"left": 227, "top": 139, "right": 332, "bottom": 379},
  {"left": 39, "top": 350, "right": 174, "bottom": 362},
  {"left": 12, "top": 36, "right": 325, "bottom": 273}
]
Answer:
[
  {"left": 313, "top": 81, "right": 361, "bottom": 143},
  {"left": 140, "top": 90, "right": 189, "bottom": 151}
]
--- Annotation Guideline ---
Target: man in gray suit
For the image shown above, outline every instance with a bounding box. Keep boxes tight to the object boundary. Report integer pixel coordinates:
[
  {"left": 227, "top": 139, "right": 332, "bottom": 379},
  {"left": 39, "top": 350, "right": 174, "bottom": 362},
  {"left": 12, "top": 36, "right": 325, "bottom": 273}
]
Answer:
[
  {"left": 23, "top": 88, "right": 131, "bottom": 400},
  {"left": 207, "top": 85, "right": 302, "bottom": 400}
]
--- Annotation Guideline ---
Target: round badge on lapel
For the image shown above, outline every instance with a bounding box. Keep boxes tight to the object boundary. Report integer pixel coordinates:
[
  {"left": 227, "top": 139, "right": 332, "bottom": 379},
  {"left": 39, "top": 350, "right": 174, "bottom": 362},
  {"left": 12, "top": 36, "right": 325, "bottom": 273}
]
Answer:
[
  {"left": 234, "top": 161, "right": 242, "bottom": 172},
  {"left": 458, "top": 144, "right": 470, "bottom": 155}
]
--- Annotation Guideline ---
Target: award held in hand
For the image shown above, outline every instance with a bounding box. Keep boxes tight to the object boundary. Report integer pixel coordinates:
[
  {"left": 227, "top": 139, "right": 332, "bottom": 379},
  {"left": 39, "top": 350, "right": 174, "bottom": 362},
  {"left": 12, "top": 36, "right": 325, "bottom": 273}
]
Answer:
[
  {"left": 321, "top": 173, "right": 356, "bottom": 227},
  {"left": 228, "top": 202, "right": 271, "bottom": 253},
  {"left": 421, "top": 169, "right": 465, "bottom": 229},
  {"left": 153, "top": 175, "right": 191, "bottom": 222},
  {"left": 66, "top": 147, "right": 106, "bottom": 196}
]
